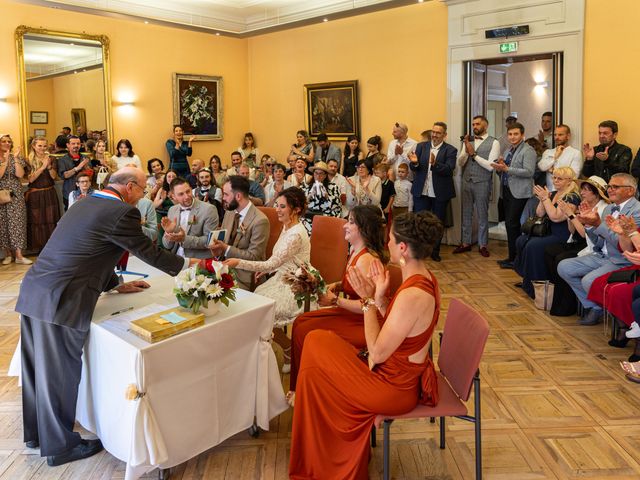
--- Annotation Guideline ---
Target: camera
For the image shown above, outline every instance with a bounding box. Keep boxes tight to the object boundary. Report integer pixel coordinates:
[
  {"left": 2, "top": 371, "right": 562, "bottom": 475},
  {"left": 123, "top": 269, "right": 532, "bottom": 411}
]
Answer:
[{"left": 460, "top": 135, "right": 474, "bottom": 142}]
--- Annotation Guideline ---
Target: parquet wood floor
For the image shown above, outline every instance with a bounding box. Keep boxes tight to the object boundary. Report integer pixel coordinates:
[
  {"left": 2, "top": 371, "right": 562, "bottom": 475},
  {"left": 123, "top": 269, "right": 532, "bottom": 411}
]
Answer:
[{"left": 1, "top": 242, "right": 640, "bottom": 479}]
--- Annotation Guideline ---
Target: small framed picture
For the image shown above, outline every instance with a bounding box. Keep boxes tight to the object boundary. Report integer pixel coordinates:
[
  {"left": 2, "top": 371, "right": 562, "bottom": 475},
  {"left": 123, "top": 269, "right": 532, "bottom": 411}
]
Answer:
[
  {"left": 34, "top": 128, "right": 46, "bottom": 137},
  {"left": 30, "top": 111, "right": 48, "bottom": 124}
]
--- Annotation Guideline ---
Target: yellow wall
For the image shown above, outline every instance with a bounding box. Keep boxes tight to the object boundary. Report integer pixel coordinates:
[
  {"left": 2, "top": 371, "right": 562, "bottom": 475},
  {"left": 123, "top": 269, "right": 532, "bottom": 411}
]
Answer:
[
  {"left": 25, "top": 77, "right": 57, "bottom": 138},
  {"left": 0, "top": 0, "right": 249, "bottom": 167},
  {"left": 583, "top": 0, "right": 639, "bottom": 152},
  {"left": 247, "top": 1, "right": 448, "bottom": 162},
  {"left": 53, "top": 68, "right": 106, "bottom": 133}
]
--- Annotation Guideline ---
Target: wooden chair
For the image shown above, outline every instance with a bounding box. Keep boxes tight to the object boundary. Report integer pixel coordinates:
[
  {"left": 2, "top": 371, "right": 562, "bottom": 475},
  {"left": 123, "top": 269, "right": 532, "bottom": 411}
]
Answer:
[
  {"left": 257, "top": 206, "right": 280, "bottom": 258},
  {"left": 373, "top": 298, "right": 490, "bottom": 480},
  {"left": 310, "top": 216, "right": 348, "bottom": 284}
]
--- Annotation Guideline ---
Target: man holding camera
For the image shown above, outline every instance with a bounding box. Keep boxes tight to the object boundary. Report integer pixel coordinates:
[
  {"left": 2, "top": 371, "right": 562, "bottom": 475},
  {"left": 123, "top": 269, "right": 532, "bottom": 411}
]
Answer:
[{"left": 454, "top": 115, "right": 501, "bottom": 257}]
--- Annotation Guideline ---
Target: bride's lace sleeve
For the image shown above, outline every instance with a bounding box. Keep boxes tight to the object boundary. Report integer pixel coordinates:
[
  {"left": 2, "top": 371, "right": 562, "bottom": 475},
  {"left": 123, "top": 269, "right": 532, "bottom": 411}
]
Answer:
[{"left": 236, "top": 230, "right": 303, "bottom": 273}]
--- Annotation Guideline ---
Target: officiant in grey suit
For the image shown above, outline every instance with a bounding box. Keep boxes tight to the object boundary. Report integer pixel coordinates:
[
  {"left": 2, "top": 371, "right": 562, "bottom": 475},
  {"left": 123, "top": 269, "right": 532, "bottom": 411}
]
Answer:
[
  {"left": 209, "top": 175, "right": 270, "bottom": 290},
  {"left": 161, "top": 177, "right": 219, "bottom": 259},
  {"left": 15, "top": 167, "right": 196, "bottom": 467}
]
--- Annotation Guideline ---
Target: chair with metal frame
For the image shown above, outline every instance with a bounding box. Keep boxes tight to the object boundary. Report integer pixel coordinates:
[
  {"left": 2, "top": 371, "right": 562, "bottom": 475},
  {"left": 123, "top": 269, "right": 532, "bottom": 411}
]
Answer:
[{"left": 372, "top": 298, "right": 490, "bottom": 480}]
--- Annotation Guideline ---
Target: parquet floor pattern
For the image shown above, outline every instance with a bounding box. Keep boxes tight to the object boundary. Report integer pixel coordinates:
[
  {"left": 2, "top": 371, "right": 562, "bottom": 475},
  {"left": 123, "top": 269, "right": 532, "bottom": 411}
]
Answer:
[{"left": 1, "top": 242, "right": 640, "bottom": 479}]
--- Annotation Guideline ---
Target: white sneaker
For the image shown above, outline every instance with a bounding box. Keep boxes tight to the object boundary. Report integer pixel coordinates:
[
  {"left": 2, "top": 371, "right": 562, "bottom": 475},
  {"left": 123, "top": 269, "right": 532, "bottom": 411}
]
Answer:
[
  {"left": 1, "top": 256, "right": 12, "bottom": 265},
  {"left": 626, "top": 322, "right": 640, "bottom": 339},
  {"left": 15, "top": 257, "right": 33, "bottom": 265}
]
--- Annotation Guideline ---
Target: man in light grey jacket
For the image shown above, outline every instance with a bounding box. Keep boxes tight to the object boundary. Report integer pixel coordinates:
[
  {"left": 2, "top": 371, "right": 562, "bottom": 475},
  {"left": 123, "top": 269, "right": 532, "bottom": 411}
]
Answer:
[
  {"left": 161, "top": 177, "right": 219, "bottom": 258},
  {"left": 491, "top": 122, "right": 537, "bottom": 268}
]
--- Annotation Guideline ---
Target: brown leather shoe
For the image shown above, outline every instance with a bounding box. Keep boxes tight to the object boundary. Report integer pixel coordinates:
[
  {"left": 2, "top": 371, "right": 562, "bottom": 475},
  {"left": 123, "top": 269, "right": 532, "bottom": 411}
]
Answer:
[
  {"left": 479, "top": 246, "right": 490, "bottom": 257},
  {"left": 452, "top": 244, "right": 472, "bottom": 254}
]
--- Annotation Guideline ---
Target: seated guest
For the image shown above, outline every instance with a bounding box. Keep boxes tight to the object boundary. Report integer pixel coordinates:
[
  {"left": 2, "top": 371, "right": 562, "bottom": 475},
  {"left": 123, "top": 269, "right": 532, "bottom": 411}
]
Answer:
[
  {"left": 301, "top": 161, "right": 342, "bottom": 234},
  {"left": 582, "top": 120, "right": 632, "bottom": 183},
  {"left": 376, "top": 162, "right": 395, "bottom": 223},
  {"left": 327, "top": 158, "right": 348, "bottom": 218},
  {"left": 137, "top": 197, "right": 158, "bottom": 242},
  {"left": 209, "top": 154, "right": 228, "bottom": 187},
  {"left": 68, "top": 173, "right": 94, "bottom": 208},
  {"left": 287, "top": 130, "right": 314, "bottom": 172},
  {"left": 239, "top": 163, "right": 265, "bottom": 205},
  {"left": 537, "top": 124, "right": 583, "bottom": 191},
  {"left": 288, "top": 205, "right": 386, "bottom": 401},
  {"left": 145, "top": 158, "right": 165, "bottom": 191},
  {"left": 209, "top": 176, "right": 269, "bottom": 290},
  {"left": 265, "top": 163, "right": 291, "bottom": 207},
  {"left": 409, "top": 121, "right": 458, "bottom": 262},
  {"left": 289, "top": 211, "right": 442, "bottom": 478},
  {"left": 185, "top": 158, "right": 204, "bottom": 188},
  {"left": 256, "top": 154, "right": 274, "bottom": 187},
  {"left": 193, "top": 167, "right": 223, "bottom": 223},
  {"left": 346, "top": 158, "right": 382, "bottom": 212},
  {"left": 153, "top": 170, "right": 177, "bottom": 239},
  {"left": 238, "top": 132, "right": 259, "bottom": 168},
  {"left": 287, "top": 158, "right": 312, "bottom": 187},
  {"left": 58, "top": 136, "right": 89, "bottom": 211},
  {"left": 514, "top": 168, "right": 580, "bottom": 297},
  {"left": 393, "top": 163, "right": 413, "bottom": 218},
  {"left": 223, "top": 187, "right": 310, "bottom": 370},
  {"left": 166, "top": 125, "right": 194, "bottom": 177},
  {"left": 161, "top": 177, "right": 219, "bottom": 259},
  {"left": 544, "top": 176, "right": 609, "bottom": 316},
  {"left": 226, "top": 151, "right": 244, "bottom": 177},
  {"left": 314, "top": 133, "right": 341, "bottom": 170},
  {"left": 112, "top": 139, "right": 141, "bottom": 170},
  {"left": 558, "top": 173, "right": 640, "bottom": 325}
]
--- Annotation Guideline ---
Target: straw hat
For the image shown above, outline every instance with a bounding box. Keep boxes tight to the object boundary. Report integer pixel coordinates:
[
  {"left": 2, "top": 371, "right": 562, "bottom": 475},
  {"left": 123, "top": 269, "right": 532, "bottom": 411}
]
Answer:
[
  {"left": 579, "top": 175, "right": 610, "bottom": 202},
  {"left": 310, "top": 161, "right": 330, "bottom": 174}
]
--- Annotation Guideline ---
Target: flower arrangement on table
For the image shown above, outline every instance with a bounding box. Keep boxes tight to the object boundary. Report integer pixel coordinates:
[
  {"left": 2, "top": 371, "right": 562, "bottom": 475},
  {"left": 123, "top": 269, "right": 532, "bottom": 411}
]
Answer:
[
  {"left": 174, "top": 258, "right": 237, "bottom": 313},
  {"left": 282, "top": 261, "right": 327, "bottom": 311}
]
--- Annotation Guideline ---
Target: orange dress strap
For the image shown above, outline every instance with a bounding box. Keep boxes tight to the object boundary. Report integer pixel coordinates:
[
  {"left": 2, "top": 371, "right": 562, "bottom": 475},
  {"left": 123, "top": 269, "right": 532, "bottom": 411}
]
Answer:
[{"left": 341, "top": 248, "right": 370, "bottom": 299}]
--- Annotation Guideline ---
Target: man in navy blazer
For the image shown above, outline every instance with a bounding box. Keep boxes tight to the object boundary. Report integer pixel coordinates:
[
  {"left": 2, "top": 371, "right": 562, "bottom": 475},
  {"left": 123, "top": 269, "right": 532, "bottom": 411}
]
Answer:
[
  {"left": 15, "top": 168, "right": 196, "bottom": 467},
  {"left": 409, "top": 122, "right": 458, "bottom": 261}
]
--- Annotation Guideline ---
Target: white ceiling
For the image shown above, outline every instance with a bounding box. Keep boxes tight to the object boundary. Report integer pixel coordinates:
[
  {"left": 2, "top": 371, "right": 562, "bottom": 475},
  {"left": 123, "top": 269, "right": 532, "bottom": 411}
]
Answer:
[
  {"left": 20, "top": 0, "right": 417, "bottom": 36},
  {"left": 24, "top": 35, "right": 102, "bottom": 78}
]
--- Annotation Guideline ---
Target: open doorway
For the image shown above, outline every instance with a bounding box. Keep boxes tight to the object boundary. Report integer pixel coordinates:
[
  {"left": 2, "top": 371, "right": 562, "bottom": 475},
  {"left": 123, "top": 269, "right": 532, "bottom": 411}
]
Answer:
[{"left": 463, "top": 52, "right": 563, "bottom": 239}]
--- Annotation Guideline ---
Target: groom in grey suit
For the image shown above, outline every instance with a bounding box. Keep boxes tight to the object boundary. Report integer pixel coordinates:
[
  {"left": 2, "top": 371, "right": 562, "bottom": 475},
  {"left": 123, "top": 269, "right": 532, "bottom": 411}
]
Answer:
[
  {"left": 161, "top": 177, "right": 219, "bottom": 259},
  {"left": 558, "top": 173, "right": 640, "bottom": 325},
  {"left": 209, "top": 175, "right": 270, "bottom": 289}
]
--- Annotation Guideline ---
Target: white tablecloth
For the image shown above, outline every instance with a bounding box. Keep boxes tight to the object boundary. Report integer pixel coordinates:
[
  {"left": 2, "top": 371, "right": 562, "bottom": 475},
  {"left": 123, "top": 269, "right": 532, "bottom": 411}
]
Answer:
[{"left": 9, "top": 258, "right": 288, "bottom": 480}]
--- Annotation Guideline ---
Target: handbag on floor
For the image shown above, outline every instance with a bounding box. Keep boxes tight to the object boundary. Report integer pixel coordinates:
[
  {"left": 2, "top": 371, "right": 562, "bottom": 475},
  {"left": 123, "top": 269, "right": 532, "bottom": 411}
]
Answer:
[{"left": 532, "top": 280, "right": 554, "bottom": 311}]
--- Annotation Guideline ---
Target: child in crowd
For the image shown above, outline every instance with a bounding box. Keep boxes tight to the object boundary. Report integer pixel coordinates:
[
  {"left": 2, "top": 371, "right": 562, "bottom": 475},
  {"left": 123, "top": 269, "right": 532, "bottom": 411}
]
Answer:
[
  {"left": 375, "top": 162, "right": 395, "bottom": 223},
  {"left": 68, "top": 173, "right": 94, "bottom": 208},
  {"left": 393, "top": 163, "right": 412, "bottom": 218}
]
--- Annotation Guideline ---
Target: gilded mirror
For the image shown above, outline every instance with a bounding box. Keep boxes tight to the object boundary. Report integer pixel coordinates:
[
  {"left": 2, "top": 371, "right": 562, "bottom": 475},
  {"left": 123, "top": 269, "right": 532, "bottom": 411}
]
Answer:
[{"left": 15, "top": 26, "right": 113, "bottom": 151}]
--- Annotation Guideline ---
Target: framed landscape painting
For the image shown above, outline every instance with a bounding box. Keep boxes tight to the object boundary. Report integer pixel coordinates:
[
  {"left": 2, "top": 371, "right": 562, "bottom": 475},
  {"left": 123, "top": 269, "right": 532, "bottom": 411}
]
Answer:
[
  {"left": 304, "top": 80, "right": 359, "bottom": 141},
  {"left": 173, "top": 73, "right": 223, "bottom": 140}
]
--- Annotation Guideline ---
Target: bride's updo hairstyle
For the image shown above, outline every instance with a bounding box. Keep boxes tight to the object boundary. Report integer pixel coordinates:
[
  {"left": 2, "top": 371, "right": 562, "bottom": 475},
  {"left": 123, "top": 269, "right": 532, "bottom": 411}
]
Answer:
[
  {"left": 392, "top": 211, "right": 443, "bottom": 260},
  {"left": 277, "top": 186, "right": 308, "bottom": 217},
  {"left": 350, "top": 205, "right": 388, "bottom": 263}
]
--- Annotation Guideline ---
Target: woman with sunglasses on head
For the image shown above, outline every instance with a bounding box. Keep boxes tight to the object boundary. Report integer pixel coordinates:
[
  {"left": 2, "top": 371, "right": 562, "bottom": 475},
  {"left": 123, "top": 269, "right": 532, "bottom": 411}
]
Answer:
[{"left": 256, "top": 154, "right": 275, "bottom": 188}]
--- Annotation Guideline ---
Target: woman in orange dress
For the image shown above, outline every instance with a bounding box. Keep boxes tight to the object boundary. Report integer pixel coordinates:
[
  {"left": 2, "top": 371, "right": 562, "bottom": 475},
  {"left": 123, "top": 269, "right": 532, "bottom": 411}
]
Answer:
[
  {"left": 289, "top": 211, "right": 442, "bottom": 480},
  {"left": 288, "top": 205, "right": 386, "bottom": 396}
]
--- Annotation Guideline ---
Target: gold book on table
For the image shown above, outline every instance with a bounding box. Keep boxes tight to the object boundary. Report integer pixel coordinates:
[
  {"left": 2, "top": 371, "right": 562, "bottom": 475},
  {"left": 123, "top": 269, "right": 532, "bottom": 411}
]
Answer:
[{"left": 129, "top": 307, "right": 205, "bottom": 343}]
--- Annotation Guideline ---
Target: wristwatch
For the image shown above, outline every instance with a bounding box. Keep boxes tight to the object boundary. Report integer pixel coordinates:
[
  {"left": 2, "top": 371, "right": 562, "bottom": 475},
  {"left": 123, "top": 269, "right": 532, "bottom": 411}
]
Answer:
[{"left": 568, "top": 214, "right": 576, "bottom": 220}]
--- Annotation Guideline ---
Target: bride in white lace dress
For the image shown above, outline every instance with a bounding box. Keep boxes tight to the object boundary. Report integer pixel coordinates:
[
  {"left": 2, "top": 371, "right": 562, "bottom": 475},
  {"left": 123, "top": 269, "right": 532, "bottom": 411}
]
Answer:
[{"left": 224, "top": 187, "right": 310, "bottom": 372}]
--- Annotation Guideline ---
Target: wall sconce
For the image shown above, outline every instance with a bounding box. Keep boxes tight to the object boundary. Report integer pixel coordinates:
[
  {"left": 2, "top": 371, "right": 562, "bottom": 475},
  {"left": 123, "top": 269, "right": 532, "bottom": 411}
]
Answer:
[
  {"left": 118, "top": 101, "right": 135, "bottom": 107},
  {"left": 535, "top": 81, "right": 549, "bottom": 88},
  {"left": 0, "top": 98, "right": 7, "bottom": 103}
]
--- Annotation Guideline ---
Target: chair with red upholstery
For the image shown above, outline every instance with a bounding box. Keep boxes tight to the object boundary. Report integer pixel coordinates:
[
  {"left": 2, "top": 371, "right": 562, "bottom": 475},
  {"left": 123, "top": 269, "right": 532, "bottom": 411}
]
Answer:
[
  {"left": 310, "top": 215, "right": 348, "bottom": 284},
  {"left": 373, "top": 298, "right": 490, "bottom": 480},
  {"left": 257, "top": 206, "right": 280, "bottom": 258}
]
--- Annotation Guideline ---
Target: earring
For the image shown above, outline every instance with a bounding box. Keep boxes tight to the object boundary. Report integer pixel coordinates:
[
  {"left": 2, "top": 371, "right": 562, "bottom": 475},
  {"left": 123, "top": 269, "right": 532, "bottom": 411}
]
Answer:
[{"left": 399, "top": 256, "right": 406, "bottom": 267}]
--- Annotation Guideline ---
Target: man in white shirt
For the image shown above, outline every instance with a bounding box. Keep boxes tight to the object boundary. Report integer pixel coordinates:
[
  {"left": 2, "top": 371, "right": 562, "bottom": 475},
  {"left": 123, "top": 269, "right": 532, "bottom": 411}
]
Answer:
[
  {"left": 454, "top": 115, "right": 501, "bottom": 257},
  {"left": 386, "top": 122, "right": 417, "bottom": 180},
  {"left": 538, "top": 124, "right": 583, "bottom": 191},
  {"left": 327, "top": 158, "right": 348, "bottom": 217}
]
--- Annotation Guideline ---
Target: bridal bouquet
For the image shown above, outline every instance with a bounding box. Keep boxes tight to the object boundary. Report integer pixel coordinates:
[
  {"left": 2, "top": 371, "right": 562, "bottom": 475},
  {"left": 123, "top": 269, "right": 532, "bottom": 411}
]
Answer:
[
  {"left": 174, "top": 258, "right": 237, "bottom": 313},
  {"left": 282, "top": 260, "right": 327, "bottom": 308}
]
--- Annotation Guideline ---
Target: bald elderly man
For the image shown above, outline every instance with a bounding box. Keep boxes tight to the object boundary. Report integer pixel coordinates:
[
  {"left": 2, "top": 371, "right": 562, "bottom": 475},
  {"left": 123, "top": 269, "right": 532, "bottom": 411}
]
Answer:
[{"left": 15, "top": 167, "right": 198, "bottom": 466}]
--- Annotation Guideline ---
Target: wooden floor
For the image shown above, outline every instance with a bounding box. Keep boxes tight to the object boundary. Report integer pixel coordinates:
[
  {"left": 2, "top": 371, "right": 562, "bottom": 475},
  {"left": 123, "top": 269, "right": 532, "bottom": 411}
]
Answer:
[{"left": 1, "top": 242, "right": 640, "bottom": 479}]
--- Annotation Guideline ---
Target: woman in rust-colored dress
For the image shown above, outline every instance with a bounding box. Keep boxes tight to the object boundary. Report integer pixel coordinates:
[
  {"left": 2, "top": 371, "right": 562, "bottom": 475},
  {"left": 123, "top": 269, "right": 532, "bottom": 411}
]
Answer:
[
  {"left": 26, "top": 136, "right": 60, "bottom": 252},
  {"left": 287, "top": 205, "right": 386, "bottom": 399},
  {"left": 289, "top": 211, "right": 442, "bottom": 480}
]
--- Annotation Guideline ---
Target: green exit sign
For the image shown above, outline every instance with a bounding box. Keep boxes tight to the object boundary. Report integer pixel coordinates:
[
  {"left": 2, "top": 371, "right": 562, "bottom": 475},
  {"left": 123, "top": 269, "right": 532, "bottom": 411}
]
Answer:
[{"left": 500, "top": 41, "right": 518, "bottom": 53}]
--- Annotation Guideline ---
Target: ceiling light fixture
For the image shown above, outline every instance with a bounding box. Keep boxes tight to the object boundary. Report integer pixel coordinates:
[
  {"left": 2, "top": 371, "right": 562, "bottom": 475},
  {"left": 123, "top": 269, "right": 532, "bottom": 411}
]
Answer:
[
  {"left": 144, "top": 21, "right": 149, "bottom": 24},
  {"left": 215, "top": 32, "right": 220, "bottom": 36},
  {"left": 323, "top": 18, "right": 328, "bottom": 22}
]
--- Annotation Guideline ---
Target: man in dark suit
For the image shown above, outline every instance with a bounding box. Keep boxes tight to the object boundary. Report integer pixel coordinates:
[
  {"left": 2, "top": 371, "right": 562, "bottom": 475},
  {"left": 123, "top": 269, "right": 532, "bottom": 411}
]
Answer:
[
  {"left": 57, "top": 136, "right": 89, "bottom": 211},
  {"left": 408, "top": 121, "right": 458, "bottom": 261},
  {"left": 582, "top": 120, "right": 632, "bottom": 183},
  {"left": 15, "top": 167, "right": 195, "bottom": 467}
]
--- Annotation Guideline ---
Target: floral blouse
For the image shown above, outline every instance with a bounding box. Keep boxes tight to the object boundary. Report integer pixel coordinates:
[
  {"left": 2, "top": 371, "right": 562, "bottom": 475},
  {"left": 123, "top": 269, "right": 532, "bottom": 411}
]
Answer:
[{"left": 301, "top": 181, "right": 342, "bottom": 234}]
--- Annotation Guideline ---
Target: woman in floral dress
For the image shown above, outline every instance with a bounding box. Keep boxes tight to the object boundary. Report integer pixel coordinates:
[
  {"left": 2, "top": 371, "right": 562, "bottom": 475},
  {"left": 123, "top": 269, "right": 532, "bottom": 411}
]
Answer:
[{"left": 301, "top": 161, "right": 342, "bottom": 234}]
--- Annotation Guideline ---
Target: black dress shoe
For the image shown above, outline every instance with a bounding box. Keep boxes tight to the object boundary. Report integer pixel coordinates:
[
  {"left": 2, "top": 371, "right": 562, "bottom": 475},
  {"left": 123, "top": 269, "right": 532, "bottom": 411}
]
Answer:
[
  {"left": 499, "top": 261, "right": 514, "bottom": 269},
  {"left": 514, "top": 282, "right": 523, "bottom": 288},
  {"left": 496, "top": 258, "right": 510, "bottom": 265},
  {"left": 47, "top": 439, "right": 103, "bottom": 467},
  {"left": 25, "top": 440, "right": 39, "bottom": 448},
  {"left": 629, "top": 353, "right": 640, "bottom": 363},
  {"left": 608, "top": 337, "right": 630, "bottom": 348},
  {"left": 430, "top": 253, "right": 441, "bottom": 262}
]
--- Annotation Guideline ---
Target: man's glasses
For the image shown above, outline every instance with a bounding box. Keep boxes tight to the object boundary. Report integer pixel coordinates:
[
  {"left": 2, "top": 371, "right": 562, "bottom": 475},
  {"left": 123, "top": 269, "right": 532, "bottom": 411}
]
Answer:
[
  {"left": 607, "top": 184, "right": 634, "bottom": 190},
  {"left": 265, "top": 163, "right": 274, "bottom": 167}
]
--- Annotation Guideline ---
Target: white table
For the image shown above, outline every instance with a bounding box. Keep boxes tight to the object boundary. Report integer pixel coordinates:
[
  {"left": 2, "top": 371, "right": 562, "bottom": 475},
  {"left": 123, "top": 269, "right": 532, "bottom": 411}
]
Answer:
[{"left": 10, "top": 259, "right": 288, "bottom": 480}]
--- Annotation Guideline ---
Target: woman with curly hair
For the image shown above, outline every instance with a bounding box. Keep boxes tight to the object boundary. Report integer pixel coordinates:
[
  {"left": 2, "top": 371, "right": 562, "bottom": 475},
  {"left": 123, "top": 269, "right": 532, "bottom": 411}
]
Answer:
[{"left": 287, "top": 205, "right": 387, "bottom": 401}]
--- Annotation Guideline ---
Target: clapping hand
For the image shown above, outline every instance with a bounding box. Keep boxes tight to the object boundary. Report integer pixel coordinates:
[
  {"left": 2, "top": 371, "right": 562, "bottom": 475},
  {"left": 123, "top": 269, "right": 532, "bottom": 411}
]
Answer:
[
  {"left": 408, "top": 152, "right": 418, "bottom": 164},
  {"left": 577, "top": 201, "right": 600, "bottom": 226},
  {"left": 347, "top": 265, "right": 376, "bottom": 299},
  {"left": 623, "top": 250, "right": 640, "bottom": 266},
  {"left": 165, "top": 227, "right": 185, "bottom": 243},
  {"left": 429, "top": 152, "right": 436, "bottom": 166},
  {"left": 394, "top": 143, "right": 404, "bottom": 155},
  {"left": 619, "top": 214, "right": 638, "bottom": 236},
  {"left": 595, "top": 146, "right": 610, "bottom": 162},
  {"left": 554, "top": 145, "right": 566, "bottom": 160},
  {"left": 368, "top": 259, "right": 390, "bottom": 305},
  {"left": 161, "top": 216, "right": 177, "bottom": 233},
  {"left": 491, "top": 157, "right": 507, "bottom": 172},
  {"left": 583, "top": 142, "right": 595, "bottom": 160},
  {"left": 464, "top": 136, "right": 476, "bottom": 156},
  {"left": 533, "top": 185, "right": 550, "bottom": 201},
  {"left": 605, "top": 215, "right": 625, "bottom": 235},
  {"left": 556, "top": 199, "right": 576, "bottom": 217}
]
